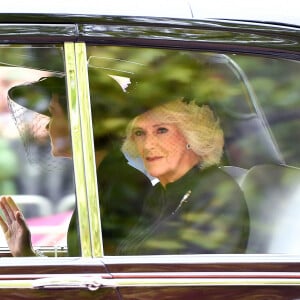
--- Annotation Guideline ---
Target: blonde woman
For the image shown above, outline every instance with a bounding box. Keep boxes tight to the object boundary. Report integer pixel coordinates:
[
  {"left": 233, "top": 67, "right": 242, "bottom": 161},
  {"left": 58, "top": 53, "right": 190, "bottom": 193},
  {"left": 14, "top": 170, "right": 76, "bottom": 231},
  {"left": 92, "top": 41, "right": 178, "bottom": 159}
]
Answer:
[{"left": 118, "top": 99, "right": 249, "bottom": 254}]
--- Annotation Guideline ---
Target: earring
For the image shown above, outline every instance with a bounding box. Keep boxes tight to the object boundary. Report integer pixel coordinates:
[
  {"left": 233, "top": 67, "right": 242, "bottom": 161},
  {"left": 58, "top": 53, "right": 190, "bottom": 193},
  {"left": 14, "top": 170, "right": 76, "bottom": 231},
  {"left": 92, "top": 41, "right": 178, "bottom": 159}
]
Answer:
[{"left": 186, "top": 144, "right": 191, "bottom": 150}]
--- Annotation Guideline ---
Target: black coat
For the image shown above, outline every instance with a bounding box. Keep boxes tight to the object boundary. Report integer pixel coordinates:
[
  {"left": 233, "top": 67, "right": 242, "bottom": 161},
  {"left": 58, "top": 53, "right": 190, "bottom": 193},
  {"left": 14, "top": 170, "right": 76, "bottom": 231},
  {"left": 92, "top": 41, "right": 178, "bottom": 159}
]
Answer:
[
  {"left": 68, "top": 148, "right": 249, "bottom": 256},
  {"left": 67, "top": 145, "right": 151, "bottom": 256},
  {"left": 117, "top": 166, "right": 249, "bottom": 255}
]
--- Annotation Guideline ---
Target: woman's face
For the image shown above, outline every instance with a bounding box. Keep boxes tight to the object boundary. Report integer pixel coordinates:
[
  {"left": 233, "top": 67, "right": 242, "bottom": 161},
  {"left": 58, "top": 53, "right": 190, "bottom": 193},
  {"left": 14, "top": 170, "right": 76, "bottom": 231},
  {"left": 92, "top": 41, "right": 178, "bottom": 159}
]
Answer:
[
  {"left": 47, "top": 95, "right": 72, "bottom": 158},
  {"left": 132, "top": 111, "right": 199, "bottom": 186}
]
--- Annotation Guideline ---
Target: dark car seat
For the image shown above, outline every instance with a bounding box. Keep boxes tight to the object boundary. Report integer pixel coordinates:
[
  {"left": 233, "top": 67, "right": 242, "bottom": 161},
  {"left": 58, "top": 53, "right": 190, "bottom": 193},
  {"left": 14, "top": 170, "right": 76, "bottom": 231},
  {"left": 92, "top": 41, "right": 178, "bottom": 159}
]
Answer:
[{"left": 218, "top": 110, "right": 284, "bottom": 186}]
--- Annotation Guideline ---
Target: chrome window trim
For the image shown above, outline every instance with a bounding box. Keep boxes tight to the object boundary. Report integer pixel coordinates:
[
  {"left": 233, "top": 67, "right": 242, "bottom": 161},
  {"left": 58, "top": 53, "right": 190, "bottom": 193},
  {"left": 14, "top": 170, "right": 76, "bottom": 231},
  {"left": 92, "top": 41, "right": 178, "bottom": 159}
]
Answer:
[
  {"left": 64, "top": 42, "right": 92, "bottom": 257},
  {"left": 0, "top": 254, "right": 300, "bottom": 266},
  {"left": 101, "top": 254, "right": 300, "bottom": 264},
  {"left": 64, "top": 42, "right": 102, "bottom": 257},
  {"left": 0, "top": 16, "right": 299, "bottom": 60},
  {"left": 74, "top": 42, "right": 103, "bottom": 257},
  {"left": 0, "top": 23, "right": 77, "bottom": 42},
  {"left": 0, "top": 256, "right": 300, "bottom": 289},
  {"left": 3, "top": 273, "right": 300, "bottom": 290},
  {"left": 77, "top": 17, "right": 300, "bottom": 60}
]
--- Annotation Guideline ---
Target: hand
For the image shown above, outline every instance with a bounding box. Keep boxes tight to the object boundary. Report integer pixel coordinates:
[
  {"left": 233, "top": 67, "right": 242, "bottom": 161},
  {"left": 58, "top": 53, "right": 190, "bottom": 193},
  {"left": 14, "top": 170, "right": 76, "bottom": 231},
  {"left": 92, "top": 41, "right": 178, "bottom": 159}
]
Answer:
[{"left": 0, "top": 196, "right": 35, "bottom": 256}]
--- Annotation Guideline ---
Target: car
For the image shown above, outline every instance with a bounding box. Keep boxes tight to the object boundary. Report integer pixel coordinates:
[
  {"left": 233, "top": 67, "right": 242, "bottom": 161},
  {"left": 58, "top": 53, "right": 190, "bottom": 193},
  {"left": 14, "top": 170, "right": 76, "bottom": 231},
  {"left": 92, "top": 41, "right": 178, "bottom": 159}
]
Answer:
[{"left": 0, "top": 1, "right": 300, "bottom": 299}]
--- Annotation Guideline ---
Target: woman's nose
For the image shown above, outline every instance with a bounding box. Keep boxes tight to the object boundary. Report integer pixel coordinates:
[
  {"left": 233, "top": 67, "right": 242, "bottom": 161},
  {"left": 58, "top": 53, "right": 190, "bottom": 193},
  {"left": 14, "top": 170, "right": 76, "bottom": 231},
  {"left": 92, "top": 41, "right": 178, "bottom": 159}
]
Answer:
[{"left": 143, "top": 134, "right": 156, "bottom": 150}]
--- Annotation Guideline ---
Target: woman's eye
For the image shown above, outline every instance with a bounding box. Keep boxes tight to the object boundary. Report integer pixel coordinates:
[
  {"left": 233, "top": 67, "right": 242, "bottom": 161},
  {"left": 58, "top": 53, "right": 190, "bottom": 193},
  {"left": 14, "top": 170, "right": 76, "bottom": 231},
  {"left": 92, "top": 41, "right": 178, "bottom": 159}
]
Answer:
[
  {"left": 134, "top": 130, "right": 145, "bottom": 137},
  {"left": 157, "top": 127, "right": 168, "bottom": 134}
]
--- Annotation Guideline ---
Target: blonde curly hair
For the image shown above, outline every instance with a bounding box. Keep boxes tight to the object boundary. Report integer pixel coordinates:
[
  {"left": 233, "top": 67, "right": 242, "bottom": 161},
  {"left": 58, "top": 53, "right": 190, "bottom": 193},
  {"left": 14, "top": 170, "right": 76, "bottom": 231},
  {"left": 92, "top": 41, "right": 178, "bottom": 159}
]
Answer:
[{"left": 122, "top": 99, "right": 224, "bottom": 168}]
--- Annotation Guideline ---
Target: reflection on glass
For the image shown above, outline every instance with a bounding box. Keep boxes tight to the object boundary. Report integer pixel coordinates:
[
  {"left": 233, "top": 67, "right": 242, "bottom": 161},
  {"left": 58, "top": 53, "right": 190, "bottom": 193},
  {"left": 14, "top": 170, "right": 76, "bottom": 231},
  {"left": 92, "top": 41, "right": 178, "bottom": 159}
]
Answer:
[
  {"left": 87, "top": 47, "right": 251, "bottom": 255},
  {"left": 0, "top": 46, "right": 74, "bottom": 255},
  {"left": 87, "top": 46, "right": 300, "bottom": 256}
]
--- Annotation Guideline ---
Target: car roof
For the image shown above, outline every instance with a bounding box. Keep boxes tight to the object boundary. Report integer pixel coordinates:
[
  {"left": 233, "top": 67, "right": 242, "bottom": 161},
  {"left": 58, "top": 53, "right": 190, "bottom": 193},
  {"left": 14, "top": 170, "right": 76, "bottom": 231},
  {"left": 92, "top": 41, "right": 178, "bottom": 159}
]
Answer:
[
  {"left": 0, "top": 0, "right": 192, "bottom": 18},
  {"left": 190, "top": 0, "right": 300, "bottom": 27},
  {"left": 0, "top": 0, "right": 300, "bottom": 27}
]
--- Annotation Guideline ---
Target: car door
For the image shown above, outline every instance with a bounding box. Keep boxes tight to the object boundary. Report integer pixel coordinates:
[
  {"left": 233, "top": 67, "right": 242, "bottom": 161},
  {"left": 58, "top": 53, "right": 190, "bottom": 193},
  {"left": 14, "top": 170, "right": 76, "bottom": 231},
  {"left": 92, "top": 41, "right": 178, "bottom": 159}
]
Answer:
[
  {"left": 80, "top": 16, "right": 300, "bottom": 300},
  {"left": 1, "top": 8, "right": 300, "bottom": 300}
]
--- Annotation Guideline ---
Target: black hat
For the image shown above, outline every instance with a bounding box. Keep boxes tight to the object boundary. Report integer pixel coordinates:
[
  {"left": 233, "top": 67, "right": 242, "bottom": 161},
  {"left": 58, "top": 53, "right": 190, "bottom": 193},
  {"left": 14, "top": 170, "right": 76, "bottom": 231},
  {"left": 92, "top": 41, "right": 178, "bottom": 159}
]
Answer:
[
  {"left": 8, "top": 74, "right": 128, "bottom": 150},
  {"left": 8, "top": 76, "right": 67, "bottom": 117},
  {"left": 8, "top": 74, "right": 127, "bottom": 118}
]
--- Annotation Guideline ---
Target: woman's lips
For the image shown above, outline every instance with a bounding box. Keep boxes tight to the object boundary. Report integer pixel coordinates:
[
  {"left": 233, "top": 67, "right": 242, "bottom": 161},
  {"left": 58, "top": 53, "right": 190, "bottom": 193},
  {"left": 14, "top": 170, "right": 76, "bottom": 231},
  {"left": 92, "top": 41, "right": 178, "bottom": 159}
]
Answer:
[{"left": 146, "top": 156, "right": 162, "bottom": 162}]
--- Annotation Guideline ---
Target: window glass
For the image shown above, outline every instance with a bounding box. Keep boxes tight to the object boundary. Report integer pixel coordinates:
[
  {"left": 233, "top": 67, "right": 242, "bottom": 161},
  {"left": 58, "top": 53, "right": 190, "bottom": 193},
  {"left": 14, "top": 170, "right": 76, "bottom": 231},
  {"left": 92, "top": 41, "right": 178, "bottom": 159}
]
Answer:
[
  {"left": 230, "top": 55, "right": 300, "bottom": 254},
  {"left": 87, "top": 46, "right": 300, "bottom": 256},
  {"left": 0, "top": 45, "right": 75, "bottom": 256},
  {"left": 230, "top": 55, "right": 300, "bottom": 168}
]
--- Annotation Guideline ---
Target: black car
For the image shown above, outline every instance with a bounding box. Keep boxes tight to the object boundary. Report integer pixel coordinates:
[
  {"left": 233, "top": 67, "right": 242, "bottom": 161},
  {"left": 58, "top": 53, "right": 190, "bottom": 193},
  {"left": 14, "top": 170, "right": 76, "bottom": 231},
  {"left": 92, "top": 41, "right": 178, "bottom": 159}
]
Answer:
[{"left": 0, "top": 1, "right": 300, "bottom": 299}]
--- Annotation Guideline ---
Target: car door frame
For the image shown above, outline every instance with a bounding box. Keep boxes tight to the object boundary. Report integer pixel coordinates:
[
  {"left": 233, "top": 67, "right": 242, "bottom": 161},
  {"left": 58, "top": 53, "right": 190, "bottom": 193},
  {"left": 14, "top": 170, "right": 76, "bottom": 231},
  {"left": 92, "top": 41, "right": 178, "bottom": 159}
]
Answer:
[{"left": 1, "top": 13, "right": 300, "bottom": 299}]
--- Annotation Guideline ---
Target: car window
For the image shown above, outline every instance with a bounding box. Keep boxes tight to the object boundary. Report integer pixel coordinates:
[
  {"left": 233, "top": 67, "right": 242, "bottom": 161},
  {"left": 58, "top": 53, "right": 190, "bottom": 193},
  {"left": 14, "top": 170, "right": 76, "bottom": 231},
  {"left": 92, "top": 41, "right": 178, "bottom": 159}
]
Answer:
[
  {"left": 2, "top": 44, "right": 299, "bottom": 257},
  {"left": 230, "top": 55, "right": 300, "bottom": 168},
  {"left": 231, "top": 55, "right": 300, "bottom": 253},
  {"left": 86, "top": 46, "right": 300, "bottom": 256},
  {"left": 0, "top": 45, "right": 75, "bottom": 256}
]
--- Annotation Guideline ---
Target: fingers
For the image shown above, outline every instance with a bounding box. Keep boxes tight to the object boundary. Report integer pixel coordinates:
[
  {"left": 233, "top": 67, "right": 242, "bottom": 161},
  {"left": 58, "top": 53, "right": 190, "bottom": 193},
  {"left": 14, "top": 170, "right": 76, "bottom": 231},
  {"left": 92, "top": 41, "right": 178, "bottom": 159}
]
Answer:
[
  {"left": 6, "top": 196, "right": 20, "bottom": 211},
  {"left": 0, "top": 214, "right": 8, "bottom": 233},
  {"left": 0, "top": 196, "right": 20, "bottom": 225},
  {"left": 15, "top": 210, "right": 27, "bottom": 227}
]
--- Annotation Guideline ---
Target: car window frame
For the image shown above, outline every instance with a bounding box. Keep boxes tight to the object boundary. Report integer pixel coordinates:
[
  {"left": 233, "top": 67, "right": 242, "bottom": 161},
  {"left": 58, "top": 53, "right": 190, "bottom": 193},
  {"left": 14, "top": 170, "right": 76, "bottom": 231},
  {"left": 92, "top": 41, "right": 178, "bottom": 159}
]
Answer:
[
  {"left": 0, "top": 16, "right": 300, "bottom": 261},
  {"left": 67, "top": 19, "right": 300, "bottom": 258},
  {"left": 64, "top": 42, "right": 102, "bottom": 257},
  {"left": 1, "top": 15, "right": 300, "bottom": 299}
]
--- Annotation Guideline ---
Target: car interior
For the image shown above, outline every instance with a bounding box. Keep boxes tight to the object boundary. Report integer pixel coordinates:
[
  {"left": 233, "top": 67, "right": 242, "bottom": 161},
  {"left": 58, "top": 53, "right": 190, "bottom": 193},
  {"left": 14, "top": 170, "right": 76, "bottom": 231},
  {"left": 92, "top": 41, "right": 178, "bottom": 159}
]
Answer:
[{"left": 0, "top": 45, "right": 300, "bottom": 256}]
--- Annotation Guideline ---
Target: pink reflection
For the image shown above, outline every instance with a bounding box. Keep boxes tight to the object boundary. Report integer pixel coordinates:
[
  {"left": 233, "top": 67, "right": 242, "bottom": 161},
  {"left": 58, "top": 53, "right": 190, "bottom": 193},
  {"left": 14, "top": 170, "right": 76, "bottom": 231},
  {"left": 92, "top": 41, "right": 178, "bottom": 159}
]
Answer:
[{"left": 27, "top": 210, "right": 73, "bottom": 247}]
